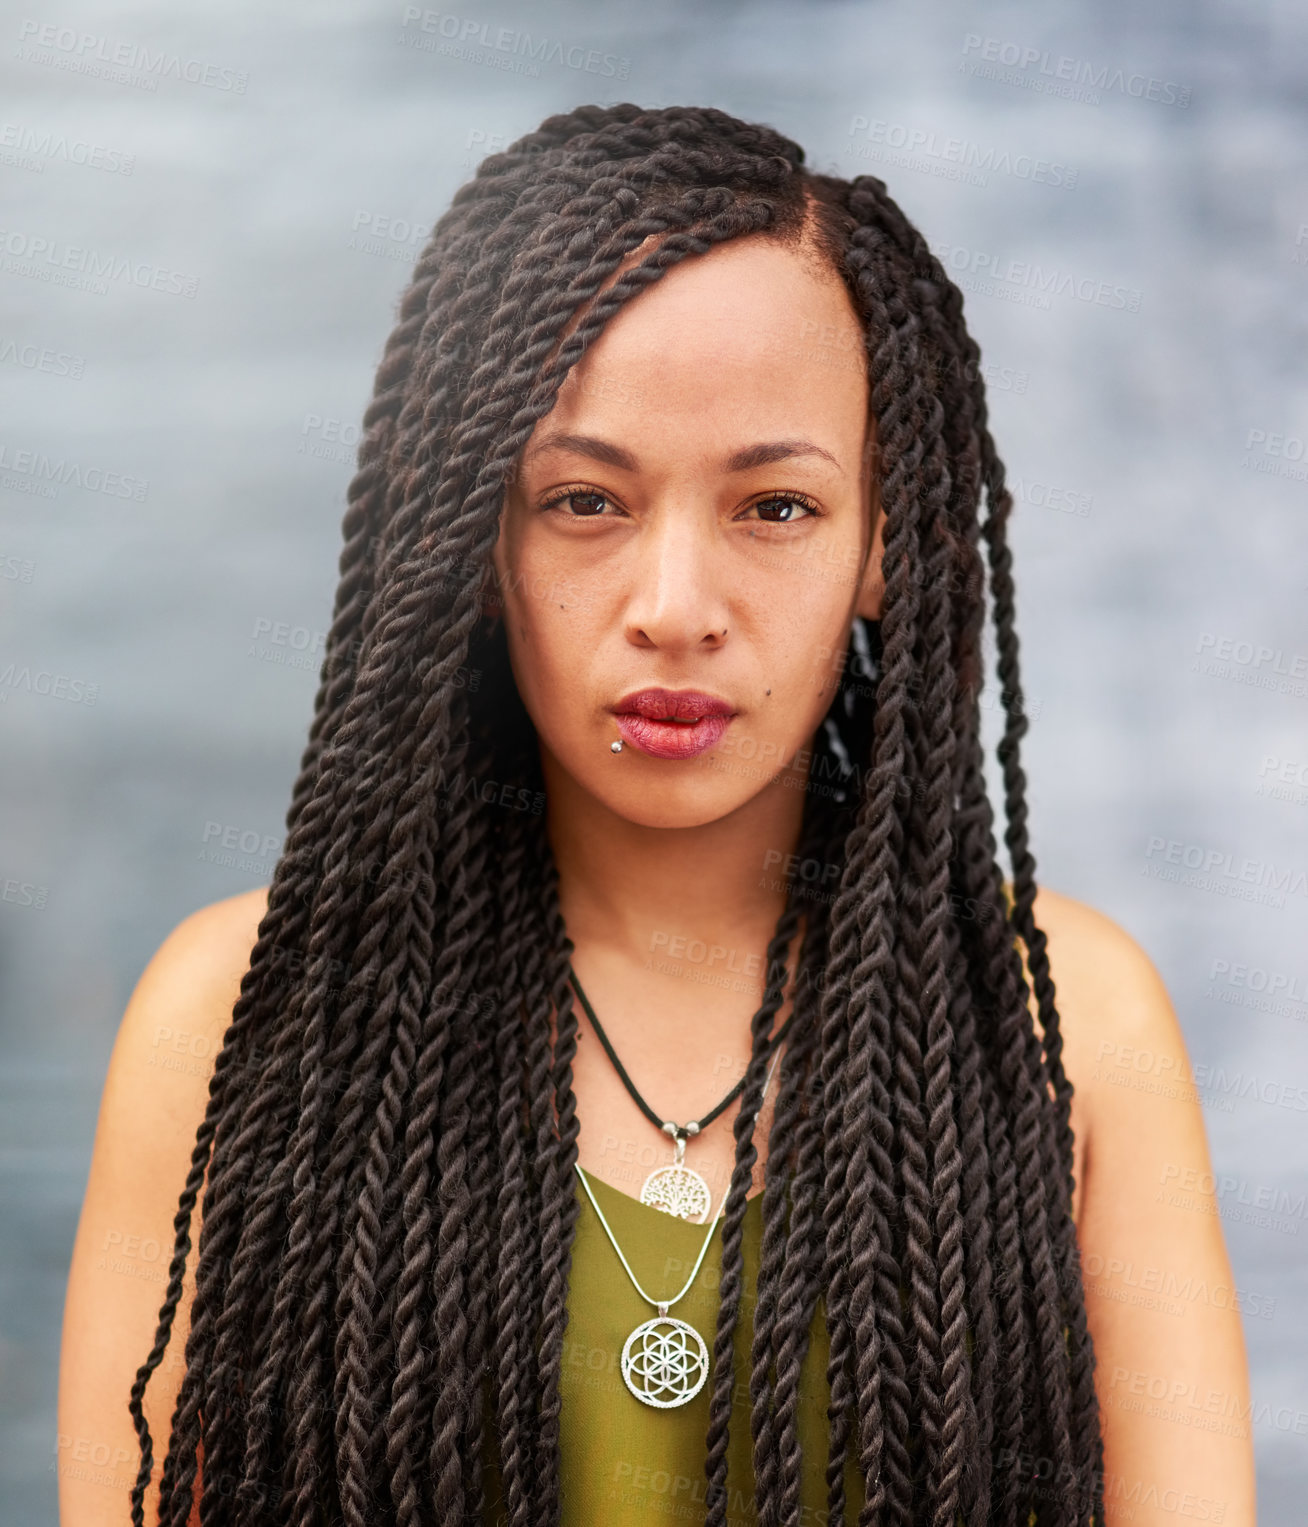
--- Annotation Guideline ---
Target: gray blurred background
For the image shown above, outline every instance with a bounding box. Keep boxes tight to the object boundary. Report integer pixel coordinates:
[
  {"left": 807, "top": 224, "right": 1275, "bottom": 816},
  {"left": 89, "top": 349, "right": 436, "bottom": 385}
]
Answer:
[{"left": 3, "top": 0, "right": 1305, "bottom": 1520}]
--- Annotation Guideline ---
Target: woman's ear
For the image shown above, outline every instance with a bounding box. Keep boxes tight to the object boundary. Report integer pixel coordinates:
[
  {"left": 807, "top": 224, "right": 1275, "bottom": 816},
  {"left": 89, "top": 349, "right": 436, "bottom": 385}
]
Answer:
[
  {"left": 478, "top": 563, "right": 503, "bottom": 622},
  {"left": 853, "top": 425, "right": 884, "bottom": 620},
  {"left": 854, "top": 500, "right": 886, "bottom": 621}
]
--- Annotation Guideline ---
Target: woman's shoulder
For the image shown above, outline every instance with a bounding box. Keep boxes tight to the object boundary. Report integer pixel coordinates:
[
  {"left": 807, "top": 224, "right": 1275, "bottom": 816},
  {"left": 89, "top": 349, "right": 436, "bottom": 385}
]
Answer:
[
  {"left": 1024, "top": 882, "right": 1177, "bottom": 1047},
  {"left": 95, "top": 882, "right": 274, "bottom": 1186},
  {"left": 1018, "top": 881, "right": 1191, "bottom": 1150},
  {"left": 170, "top": 882, "right": 272, "bottom": 982},
  {"left": 138, "top": 884, "right": 271, "bottom": 1045},
  {"left": 94, "top": 884, "right": 273, "bottom": 1171},
  {"left": 58, "top": 885, "right": 273, "bottom": 1527}
]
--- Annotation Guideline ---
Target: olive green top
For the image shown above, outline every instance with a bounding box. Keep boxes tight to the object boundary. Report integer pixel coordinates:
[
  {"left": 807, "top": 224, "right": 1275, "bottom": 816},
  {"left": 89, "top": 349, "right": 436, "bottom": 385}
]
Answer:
[{"left": 480, "top": 1170, "right": 867, "bottom": 1524}]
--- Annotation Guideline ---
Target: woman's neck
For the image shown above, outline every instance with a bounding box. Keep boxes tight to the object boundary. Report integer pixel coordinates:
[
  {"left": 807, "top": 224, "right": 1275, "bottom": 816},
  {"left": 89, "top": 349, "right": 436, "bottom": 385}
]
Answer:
[{"left": 540, "top": 742, "right": 810, "bottom": 965}]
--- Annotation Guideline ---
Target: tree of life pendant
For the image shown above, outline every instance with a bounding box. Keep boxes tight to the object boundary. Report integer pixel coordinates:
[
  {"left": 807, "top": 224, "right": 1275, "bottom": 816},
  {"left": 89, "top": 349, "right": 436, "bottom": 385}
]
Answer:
[
  {"left": 639, "top": 1124, "right": 712, "bottom": 1223},
  {"left": 621, "top": 1306, "right": 710, "bottom": 1408}
]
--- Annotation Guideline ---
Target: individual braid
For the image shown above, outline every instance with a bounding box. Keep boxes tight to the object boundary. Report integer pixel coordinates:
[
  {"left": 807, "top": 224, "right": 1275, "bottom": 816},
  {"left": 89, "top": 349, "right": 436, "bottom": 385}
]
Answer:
[
  {"left": 892, "top": 386, "right": 975, "bottom": 1527},
  {"left": 757, "top": 795, "right": 847, "bottom": 1526},
  {"left": 702, "top": 895, "right": 810, "bottom": 1527},
  {"left": 746, "top": 795, "right": 842, "bottom": 1521},
  {"left": 389, "top": 729, "right": 495, "bottom": 1525},
  {"left": 487, "top": 798, "right": 550, "bottom": 1527},
  {"left": 129, "top": 103, "right": 1102, "bottom": 1527},
  {"left": 941, "top": 912, "right": 998, "bottom": 1512},
  {"left": 528, "top": 872, "right": 580, "bottom": 1527}
]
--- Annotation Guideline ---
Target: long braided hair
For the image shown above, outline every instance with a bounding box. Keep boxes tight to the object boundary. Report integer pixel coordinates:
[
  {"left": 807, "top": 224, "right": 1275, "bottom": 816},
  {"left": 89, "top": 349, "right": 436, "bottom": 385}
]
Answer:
[{"left": 129, "top": 103, "right": 1103, "bottom": 1527}]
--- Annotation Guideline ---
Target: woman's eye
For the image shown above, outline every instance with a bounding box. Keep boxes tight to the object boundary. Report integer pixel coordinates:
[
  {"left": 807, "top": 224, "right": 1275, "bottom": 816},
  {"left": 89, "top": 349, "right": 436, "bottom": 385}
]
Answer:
[
  {"left": 744, "top": 494, "right": 821, "bottom": 524},
  {"left": 539, "top": 489, "right": 611, "bottom": 517}
]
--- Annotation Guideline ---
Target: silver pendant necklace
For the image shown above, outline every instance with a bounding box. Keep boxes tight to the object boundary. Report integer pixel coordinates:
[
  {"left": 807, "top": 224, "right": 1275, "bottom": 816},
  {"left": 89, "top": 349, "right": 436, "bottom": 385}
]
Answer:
[
  {"left": 567, "top": 964, "right": 796, "bottom": 1224},
  {"left": 642, "top": 1122, "right": 712, "bottom": 1222},
  {"left": 573, "top": 1043, "right": 783, "bottom": 1408}
]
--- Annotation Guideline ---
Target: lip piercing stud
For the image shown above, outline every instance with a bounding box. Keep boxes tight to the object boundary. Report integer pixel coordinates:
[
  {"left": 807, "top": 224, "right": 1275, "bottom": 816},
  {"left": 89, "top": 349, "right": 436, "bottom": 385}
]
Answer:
[{"left": 611, "top": 740, "right": 624, "bottom": 753}]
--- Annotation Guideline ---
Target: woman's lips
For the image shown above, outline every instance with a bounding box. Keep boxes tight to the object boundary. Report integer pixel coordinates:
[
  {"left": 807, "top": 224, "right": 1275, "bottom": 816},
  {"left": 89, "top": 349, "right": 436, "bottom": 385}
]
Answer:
[{"left": 614, "top": 711, "right": 732, "bottom": 760}]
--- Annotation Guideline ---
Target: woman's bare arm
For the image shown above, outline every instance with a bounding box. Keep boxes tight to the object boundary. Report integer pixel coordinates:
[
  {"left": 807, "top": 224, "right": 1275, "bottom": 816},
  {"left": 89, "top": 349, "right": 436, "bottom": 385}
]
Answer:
[
  {"left": 1038, "top": 890, "right": 1257, "bottom": 1527},
  {"left": 57, "top": 887, "right": 268, "bottom": 1526}
]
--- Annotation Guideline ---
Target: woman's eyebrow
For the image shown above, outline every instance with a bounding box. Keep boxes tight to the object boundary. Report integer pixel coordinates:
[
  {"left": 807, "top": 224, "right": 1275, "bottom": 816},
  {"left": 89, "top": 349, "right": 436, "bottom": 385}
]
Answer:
[
  {"left": 524, "top": 432, "right": 636, "bottom": 470},
  {"left": 522, "top": 431, "right": 842, "bottom": 474},
  {"left": 726, "top": 438, "right": 841, "bottom": 472}
]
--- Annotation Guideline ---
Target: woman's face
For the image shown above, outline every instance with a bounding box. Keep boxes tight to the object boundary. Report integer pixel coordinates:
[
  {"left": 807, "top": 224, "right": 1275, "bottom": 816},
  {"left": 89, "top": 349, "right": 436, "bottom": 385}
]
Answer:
[{"left": 489, "top": 234, "right": 885, "bottom": 830}]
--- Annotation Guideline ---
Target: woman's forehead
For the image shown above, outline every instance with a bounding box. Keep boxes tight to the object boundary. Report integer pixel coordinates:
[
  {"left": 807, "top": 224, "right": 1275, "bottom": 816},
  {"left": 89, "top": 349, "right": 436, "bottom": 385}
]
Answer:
[{"left": 530, "top": 239, "right": 869, "bottom": 451}]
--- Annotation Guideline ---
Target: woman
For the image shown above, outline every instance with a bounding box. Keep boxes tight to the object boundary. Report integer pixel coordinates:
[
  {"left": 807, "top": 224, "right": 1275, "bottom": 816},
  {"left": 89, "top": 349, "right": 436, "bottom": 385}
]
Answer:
[{"left": 58, "top": 103, "right": 1254, "bottom": 1526}]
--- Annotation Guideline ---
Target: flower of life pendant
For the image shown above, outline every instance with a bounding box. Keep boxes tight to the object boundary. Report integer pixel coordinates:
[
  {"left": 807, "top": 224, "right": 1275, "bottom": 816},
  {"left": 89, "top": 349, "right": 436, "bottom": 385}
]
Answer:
[
  {"left": 621, "top": 1305, "right": 710, "bottom": 1408},
  {"left": 639, "top": 1124, "right": 712, "bottom": 1223}
]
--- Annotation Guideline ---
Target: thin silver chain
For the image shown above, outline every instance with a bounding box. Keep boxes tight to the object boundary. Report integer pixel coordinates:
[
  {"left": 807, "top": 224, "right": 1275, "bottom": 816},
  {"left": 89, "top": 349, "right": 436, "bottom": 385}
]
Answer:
[{"left": 574, "top": 1042, "right": 784, "bottom": 1313}]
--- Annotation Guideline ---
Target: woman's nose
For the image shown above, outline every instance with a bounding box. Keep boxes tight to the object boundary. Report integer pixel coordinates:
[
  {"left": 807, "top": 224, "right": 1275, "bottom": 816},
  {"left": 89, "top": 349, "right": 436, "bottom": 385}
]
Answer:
[{"left": 620, "top": 512, "right": 732, "bottom": 650}]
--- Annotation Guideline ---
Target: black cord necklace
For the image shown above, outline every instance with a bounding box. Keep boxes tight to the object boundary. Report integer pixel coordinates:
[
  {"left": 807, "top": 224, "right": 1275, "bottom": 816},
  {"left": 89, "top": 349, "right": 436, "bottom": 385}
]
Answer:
[{"left": 566, "top": 962, "right": 797, "bottom": 1222}]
